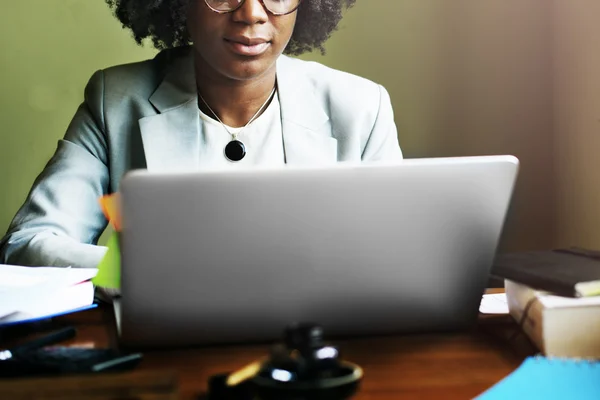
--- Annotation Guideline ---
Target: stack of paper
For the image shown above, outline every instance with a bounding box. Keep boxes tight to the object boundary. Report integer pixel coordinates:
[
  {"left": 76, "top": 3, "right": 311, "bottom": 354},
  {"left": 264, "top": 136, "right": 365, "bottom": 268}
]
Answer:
[{"left": 0, "top": 264, "right": 97, "bottom": 326}]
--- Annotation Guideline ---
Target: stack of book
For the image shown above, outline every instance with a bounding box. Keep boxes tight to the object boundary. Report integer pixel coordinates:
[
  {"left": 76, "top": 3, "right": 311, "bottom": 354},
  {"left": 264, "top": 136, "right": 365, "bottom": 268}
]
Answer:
[
  {"left": 0, "top": 264, "right": 98, "bottom": 326},
  {"left": 491, "top": 248, "right": 600, "bottom": 358}
]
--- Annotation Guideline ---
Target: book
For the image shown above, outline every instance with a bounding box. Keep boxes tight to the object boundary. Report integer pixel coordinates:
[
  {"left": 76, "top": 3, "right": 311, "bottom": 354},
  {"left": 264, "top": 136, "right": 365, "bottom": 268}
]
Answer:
[
  {"left": 0, "top": 264, "right": 97, "bottom": 326},
  {"left": 476, "top": 356, "right": 600, "bottom": 399},
  {"left": 491, "top": 247, "right": 600, "bottom": 297},
  {"left": 506, "top": 279, "right": 600, "bottom": 358}
]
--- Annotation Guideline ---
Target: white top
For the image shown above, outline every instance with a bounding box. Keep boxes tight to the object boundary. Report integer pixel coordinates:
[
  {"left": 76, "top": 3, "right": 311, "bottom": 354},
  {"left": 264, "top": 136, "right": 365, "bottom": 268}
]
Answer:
[{"left": 197, "top": 92, "right": 285, "bottom": 168}]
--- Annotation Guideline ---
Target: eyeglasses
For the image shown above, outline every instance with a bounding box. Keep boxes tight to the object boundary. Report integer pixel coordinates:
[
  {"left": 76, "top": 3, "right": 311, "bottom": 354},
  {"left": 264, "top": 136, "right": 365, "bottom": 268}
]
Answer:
[{"left": 204, "top": 0, "right": 302, "bottom": 16}]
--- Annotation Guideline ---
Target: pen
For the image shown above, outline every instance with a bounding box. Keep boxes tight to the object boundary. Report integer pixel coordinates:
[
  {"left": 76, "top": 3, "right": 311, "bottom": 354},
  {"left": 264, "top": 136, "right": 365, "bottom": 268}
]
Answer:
[
  {"left": 91, "top": 353, "right": 144, "bottom": 372},
  {"left": 6, "top": 326, "right": 76, "bottom": 356}
]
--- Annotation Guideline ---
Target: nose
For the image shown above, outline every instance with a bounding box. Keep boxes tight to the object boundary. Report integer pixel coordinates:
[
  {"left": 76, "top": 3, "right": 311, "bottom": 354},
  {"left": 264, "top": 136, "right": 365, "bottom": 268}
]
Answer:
[{"left": 231, "top": 0, "right": 269, "bottom": 24}]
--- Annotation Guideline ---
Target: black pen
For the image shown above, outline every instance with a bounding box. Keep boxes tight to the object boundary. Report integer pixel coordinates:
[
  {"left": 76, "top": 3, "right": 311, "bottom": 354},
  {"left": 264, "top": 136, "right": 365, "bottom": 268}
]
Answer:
[{"left": 5, "top": 326, "right": 77, "bottom": 356}]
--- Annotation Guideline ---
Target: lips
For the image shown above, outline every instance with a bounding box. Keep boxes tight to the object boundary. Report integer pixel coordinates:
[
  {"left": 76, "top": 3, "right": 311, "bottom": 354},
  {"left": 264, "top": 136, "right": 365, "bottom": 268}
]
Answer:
[{"left": 224, "top": 36, "right": 271, "bottom": 56}]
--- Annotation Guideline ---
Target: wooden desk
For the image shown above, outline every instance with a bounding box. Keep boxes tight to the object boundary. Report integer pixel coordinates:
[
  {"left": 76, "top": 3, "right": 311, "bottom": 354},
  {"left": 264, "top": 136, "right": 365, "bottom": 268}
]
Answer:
[{"left": 1, "top": 294, "right": 536, "bottom": 399}]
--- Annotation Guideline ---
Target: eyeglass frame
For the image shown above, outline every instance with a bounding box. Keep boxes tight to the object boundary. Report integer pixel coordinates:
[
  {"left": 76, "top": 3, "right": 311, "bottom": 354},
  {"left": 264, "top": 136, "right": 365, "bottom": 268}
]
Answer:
[{"left": 203, "top": 0, "right": 303, "bottom": 16}]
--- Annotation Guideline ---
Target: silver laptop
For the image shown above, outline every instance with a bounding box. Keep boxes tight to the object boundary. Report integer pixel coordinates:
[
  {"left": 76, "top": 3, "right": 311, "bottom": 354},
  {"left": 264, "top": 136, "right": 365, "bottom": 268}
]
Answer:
[{"left": 114, "top": 155, "right": 519, "bottom": 348}]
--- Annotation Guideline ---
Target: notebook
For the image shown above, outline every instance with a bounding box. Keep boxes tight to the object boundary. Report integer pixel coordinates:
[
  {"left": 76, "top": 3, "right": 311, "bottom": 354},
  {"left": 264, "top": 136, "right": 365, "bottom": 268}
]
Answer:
[
  {"left": 491, "top": 248, "right": 600, "bottom": 297},
  {"left": 476, "top": 356, "right": 600, "bottom": 399}
]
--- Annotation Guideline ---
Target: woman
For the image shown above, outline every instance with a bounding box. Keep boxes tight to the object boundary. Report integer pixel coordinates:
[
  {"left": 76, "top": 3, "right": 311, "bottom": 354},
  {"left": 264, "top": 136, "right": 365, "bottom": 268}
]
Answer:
[{"left": 0, "top": 0, "right": 403, "bottom": 269}]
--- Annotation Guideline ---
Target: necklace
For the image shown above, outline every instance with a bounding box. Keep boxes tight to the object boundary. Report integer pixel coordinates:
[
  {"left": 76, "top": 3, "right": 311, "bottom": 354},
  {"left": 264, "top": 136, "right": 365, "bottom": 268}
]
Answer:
[{"left": 198, "top": 86, "right": 277, "bottom": 162}]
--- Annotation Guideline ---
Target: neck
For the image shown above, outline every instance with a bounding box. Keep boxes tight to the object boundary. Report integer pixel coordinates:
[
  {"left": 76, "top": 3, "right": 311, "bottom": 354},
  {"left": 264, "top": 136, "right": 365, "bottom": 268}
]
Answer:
[{"left": 194, "top": 58, "right": 277, "bottom": 128}]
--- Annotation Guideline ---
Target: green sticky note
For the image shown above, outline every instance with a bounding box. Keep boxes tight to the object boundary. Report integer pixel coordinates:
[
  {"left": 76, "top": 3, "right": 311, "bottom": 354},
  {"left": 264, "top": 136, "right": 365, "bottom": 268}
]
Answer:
[{"left": 92, "top": 232, "right": 121, "bottom": 289}]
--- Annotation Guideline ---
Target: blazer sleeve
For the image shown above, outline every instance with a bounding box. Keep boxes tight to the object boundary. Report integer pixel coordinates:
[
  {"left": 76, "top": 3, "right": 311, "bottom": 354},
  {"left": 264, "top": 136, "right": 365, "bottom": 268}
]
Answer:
[
  {"left": 361, "top": 84, "right": 404, "bottom": 161},
  {"left": 0, "top": 70, "right": 110, "bottom": 269}
]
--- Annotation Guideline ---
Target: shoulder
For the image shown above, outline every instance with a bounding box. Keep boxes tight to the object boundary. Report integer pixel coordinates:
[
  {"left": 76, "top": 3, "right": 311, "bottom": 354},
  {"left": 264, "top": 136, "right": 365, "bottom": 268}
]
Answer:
[
  {"left": 277, "top": 56, "right": 401, "bottom": 161},
  {"left": 278, "top": 55, "right": 388, "bottom": 111},
  {"left": 82, "top": 46, "right": 188, "bottom": 105}
]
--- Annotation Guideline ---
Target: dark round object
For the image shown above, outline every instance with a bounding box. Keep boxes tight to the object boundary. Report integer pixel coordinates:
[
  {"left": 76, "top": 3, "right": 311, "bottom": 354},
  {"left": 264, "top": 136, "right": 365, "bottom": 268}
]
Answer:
[
  {"left": 225, "top": 140, "right": 246, "bottom": 162},
  {"left": 249, "top": 323, "right": 363, "bottom": 400},
  {"left": 251, "top": 360, "right": 362, "bottom": 400}
]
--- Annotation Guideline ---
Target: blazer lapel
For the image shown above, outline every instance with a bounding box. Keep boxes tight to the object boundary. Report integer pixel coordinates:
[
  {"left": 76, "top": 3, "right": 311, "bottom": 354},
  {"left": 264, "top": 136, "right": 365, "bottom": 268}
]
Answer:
[
  {"left": 140, "top": 48, "right": 201, "bottom": 171},
  {"left": 276, "top": 56, "right": 338, "bottom": 164},
  {"left": 139, "top": 49, "right": 338, "bottom": 170}
]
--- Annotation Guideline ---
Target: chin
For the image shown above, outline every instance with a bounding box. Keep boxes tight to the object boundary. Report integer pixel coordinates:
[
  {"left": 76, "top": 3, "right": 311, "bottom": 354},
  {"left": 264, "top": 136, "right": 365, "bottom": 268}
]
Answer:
[{"left": 221, "top": 58, "right": 276, "bottom": 82}]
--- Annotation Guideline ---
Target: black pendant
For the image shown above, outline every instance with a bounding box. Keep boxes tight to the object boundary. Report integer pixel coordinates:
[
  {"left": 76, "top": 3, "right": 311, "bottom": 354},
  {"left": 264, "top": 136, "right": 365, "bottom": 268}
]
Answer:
[{"left": 225, "top": 140, "right": 246, "bottom": 162}]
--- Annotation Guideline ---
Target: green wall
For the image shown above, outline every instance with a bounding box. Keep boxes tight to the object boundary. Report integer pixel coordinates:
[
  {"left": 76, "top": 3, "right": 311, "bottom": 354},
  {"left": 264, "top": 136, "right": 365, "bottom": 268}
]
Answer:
[{"left": 0, "top": 1, "right": 157, "bottom": 242}]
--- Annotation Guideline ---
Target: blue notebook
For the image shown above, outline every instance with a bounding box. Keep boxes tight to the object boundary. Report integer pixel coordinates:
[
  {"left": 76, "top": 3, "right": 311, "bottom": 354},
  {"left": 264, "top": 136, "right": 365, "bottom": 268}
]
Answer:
[{"left": 476, "top": 356, "right": 600, "bottom": 399}]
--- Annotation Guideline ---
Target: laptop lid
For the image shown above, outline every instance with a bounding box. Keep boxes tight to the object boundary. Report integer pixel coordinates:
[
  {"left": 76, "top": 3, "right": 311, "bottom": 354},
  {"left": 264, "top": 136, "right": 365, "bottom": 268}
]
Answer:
[{"left": 117, "top": 156, "right": 519, "bottom": 348}]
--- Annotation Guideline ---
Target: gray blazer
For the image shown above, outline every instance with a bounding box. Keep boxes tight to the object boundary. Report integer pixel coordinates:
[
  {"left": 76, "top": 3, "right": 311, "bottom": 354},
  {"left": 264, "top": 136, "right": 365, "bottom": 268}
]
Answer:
[{"left": 0, "top": 46, "right": 403, "bottom": 269}]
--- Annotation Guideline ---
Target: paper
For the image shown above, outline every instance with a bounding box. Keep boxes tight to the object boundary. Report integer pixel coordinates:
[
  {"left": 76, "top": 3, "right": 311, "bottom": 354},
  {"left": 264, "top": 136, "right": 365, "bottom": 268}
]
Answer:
[
  {"left": 0, "top": 281, "right": 95, "bottom": 324},
  {"left": 0, "top": 264, "right": 96, "bottom": 289},
  {"left": 479, "top": 293, "right": 509, "bottom": 314},
  {"left": 94, "top": 193, "right": 122, "bottom": 290},
  {"left": 0, "top": 264, "right": 97, "bottom": 319},
  {"left": 538, "top": 293, "right": 600, "bottom": 308},
  {"left": 92, "top": 232, "right": 121, "bottom": 289},
  {"left": 99, "top": 193, "right": 122, "bottom": 231}
]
